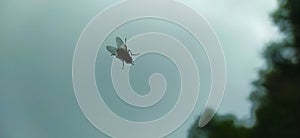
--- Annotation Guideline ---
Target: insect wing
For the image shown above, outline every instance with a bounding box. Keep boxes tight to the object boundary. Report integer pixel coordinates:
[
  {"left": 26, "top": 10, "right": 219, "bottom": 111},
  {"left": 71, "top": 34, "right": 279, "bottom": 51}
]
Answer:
[
  {"left": 106, "top": 46, "right": 117, "bottom": 54},
  {"left": 116, "top": 37, "right": 125, "bottom": 48}
]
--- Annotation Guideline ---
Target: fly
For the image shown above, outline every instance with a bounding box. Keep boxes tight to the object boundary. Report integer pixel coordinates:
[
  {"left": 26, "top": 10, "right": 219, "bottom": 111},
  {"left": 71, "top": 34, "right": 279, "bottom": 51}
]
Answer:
[{"left": 106, "top": 37, "right": 139, "bottom": 69}]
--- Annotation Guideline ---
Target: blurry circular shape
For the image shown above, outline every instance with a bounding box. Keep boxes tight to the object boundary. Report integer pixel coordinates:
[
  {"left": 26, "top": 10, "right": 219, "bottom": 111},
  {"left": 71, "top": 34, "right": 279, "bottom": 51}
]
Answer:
[{"left": 72, "top": 0, "right": 226, "bottom": 137}]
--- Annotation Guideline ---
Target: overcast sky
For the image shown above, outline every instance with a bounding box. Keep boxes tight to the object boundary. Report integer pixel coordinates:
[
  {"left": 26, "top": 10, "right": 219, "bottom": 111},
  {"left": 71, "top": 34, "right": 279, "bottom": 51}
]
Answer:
[
  {"left": 0, "top": 0, "right": 281, "bottom": 137},
  {"left": 180, "top": 0, "right": 281, "bottom": 119}
]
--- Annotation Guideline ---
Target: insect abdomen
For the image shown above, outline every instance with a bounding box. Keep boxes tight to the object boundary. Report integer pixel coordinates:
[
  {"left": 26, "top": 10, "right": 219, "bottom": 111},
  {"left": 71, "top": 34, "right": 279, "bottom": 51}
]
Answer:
[{"left": 116, "top": 49, "right": 133, "bottom": 64}]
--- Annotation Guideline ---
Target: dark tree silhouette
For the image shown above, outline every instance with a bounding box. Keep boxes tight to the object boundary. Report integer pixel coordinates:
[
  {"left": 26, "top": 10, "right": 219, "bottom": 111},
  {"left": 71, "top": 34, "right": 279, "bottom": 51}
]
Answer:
[{"left": 189, "top": 0, "right": 300, "bottom": 137}]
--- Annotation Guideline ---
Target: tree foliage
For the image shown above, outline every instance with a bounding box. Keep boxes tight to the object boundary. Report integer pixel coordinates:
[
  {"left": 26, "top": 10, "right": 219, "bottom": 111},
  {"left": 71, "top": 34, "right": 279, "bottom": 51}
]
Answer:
[{"left": 189, "top": 0, "right": 300, "bottom": 137}]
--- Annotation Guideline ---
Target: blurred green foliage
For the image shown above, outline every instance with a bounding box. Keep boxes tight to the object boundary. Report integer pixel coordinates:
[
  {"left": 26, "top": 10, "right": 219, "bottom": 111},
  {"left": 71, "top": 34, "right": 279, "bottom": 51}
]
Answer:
[{"left": 189, "top": 0, "right": 300, "bottom": 137}]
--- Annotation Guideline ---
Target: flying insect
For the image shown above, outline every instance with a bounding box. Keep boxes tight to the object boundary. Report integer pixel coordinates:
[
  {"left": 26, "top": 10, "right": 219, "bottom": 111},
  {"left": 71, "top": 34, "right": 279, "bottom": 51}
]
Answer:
[{"left": 106, "top": 37, "right": 139, "bottom": 69}]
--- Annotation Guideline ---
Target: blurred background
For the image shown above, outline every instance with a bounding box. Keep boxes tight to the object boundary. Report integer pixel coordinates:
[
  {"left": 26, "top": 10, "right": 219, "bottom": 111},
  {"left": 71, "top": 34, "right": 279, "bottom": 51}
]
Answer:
[{"left": 1, "top": 0, "right": 299, "bottom": 137}]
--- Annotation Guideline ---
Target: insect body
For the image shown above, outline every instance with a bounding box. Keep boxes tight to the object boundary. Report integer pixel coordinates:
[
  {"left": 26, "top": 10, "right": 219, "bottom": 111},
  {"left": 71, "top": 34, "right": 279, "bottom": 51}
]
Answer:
[{"left": 106, "top": 37, "right": 139, "bottom": 69}]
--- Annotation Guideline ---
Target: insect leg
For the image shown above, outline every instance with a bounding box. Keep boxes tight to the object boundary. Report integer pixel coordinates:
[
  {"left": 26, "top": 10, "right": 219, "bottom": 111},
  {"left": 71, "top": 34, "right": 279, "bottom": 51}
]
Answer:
[
  {"left": 122, "top": 60, "right": 124, "bottom": 70},
  {"left": 128, "top": 50, "right": 140, "bottom": 56}
]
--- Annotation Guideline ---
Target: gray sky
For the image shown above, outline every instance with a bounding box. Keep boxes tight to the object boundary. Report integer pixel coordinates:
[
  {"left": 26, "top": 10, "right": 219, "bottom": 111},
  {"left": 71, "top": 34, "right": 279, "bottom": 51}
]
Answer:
[
  {"left": 180, "top": 0, "right": 281, "bottom": 119},
  {"left": 0, "top": 0, "right": 280, "bottom": 137}
]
